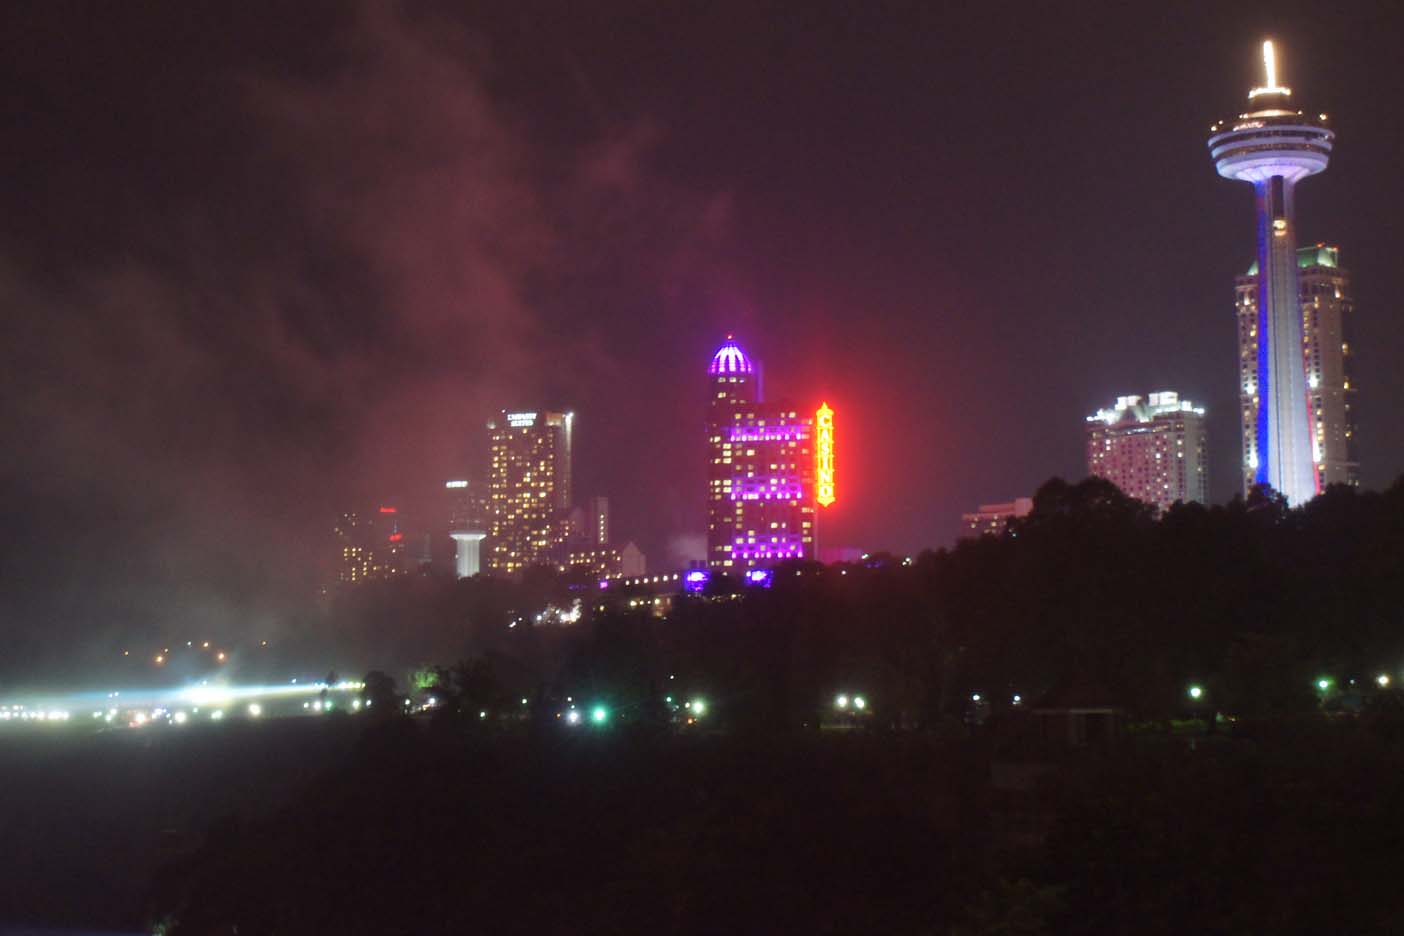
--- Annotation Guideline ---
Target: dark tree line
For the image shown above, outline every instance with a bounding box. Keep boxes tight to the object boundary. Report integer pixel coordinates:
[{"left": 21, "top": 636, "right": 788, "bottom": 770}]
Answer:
[
  {"left": 546, "top": 476, "right": 1404, "bottom": 728},
  {"left": 287, "top": 475, "right": 1404, "bottom": 730}
]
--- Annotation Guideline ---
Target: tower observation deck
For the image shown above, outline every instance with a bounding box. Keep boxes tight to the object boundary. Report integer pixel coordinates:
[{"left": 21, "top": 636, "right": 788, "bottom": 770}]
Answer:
[{"left": 1208, "top": 40, "right": 1334, "bottom": 505}]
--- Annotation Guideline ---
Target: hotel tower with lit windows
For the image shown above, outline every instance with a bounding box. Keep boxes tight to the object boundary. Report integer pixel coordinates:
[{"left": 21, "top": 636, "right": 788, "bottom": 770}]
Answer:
[
  {"left": 706, "top": 337, "right": 830, "bottom": 570},
  {"left": 486, "top": 410, "right": 574, "bottom": 575},
  {"left": 1086, "top": 392, "right": 1209, "bottom": 513},
  {"left": 1208, "top": 40, "right": 1334, "bottom": 505},
  {"left": 1234, "top": 245, "right": 1357, "bottom": 492}
]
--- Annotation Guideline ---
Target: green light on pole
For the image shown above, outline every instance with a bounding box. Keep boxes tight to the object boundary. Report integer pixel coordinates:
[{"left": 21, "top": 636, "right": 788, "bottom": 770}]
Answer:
[
  {"left": 1316, "top": 678, "right": 1332, "bottom": 692},
  {"left": 1188, "top": 685, "right": 1203, "bottom": 701},
  {"left": 690, "top": 699, "right": 706, "bottom": 717},
  {"left": 591, "top": 706, "right": 608, "bottom": 725}
]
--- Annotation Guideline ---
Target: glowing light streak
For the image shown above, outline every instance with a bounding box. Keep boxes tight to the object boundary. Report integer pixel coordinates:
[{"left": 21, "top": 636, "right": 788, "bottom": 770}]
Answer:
[
  {"left": 1248, "top": 40, "right": 1291, "bottom": 99},
  {"left": 815, "top": 403, "right": 835, "bottom": 507}
]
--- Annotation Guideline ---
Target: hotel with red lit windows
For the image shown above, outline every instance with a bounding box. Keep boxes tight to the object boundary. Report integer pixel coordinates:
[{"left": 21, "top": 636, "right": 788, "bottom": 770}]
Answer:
[{"left": 705, "top": 337, "right": 819, "bottom": 570}]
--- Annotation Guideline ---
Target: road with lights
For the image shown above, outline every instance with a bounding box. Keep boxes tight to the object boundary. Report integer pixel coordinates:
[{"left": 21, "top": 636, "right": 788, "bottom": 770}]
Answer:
[{"left": 0, "top": 679, "right": 368, "bottom": 731}]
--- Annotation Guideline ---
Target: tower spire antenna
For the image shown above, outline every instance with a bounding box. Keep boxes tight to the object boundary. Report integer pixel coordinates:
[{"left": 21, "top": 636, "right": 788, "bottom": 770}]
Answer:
[{"left": 1249, "top": 39, "right": 1291, "bottom": 98}]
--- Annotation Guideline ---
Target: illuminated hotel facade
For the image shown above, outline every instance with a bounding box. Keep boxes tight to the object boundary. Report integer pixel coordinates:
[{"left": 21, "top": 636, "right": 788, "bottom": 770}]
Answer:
[
  {"left": 1208, "top": 40, "right": 1333, "bottom": 505},
  {"left": 1235, "top": 245, "right": 1357, "bottom": 492},
  {"left": 486, "top": 410, "right": 574, "bottom": 575},
  {"left": 1086, "top": 392, "right": 1208, "bottom": 513},
  {"left": 705, "top": 337, "right": 818, "bottom": 570}
]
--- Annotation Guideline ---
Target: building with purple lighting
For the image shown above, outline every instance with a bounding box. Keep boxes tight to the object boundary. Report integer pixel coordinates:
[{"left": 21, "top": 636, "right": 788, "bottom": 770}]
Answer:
[{"left": 705, "top": 336, "right": 816, "bottom": 570}]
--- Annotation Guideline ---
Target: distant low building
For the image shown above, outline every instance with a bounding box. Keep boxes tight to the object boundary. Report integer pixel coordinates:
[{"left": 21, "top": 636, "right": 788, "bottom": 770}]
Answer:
[
  {"left": 961, "top": 498, "right": 1033, "bottom": 537},
  {"left": 1031, "top": 683, "right": 1128, "bottom": 747},
  {"left": 619, "top": 541, "right": 645, "bottom": 577},
  {"left": 564, "top": 546, "right": 622, "bottom": 577},
  {"left": 563, "top": 541, "right": 646, "bottom": 578},
  {"left": 819, "top": 545, "right": 864, "bottom": 564}
]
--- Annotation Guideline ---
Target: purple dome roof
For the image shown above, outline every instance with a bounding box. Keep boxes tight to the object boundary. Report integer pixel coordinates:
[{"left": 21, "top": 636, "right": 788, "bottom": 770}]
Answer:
[{"left": 708, "top": 337, "right": 755, "bottom": 375}]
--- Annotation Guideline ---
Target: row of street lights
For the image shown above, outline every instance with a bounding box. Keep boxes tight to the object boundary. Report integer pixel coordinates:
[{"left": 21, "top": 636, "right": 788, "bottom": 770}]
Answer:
[{"left": 1186, "top": 673, "right": 1397, "bottom": 702}]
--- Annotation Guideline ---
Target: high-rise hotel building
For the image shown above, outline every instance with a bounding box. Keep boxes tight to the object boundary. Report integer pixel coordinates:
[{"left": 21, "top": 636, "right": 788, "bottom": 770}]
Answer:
[
  {"left": 1087, "top": 392, "right": 1208, "bottom": 513},
  {"left": 1235, "top": 244, "right": 1357, "bottom": 492},
  {"left": 1208, "top": 40, "right": 1333, "bottom": 505},
  {"left": 705, "top": 337, "right": 816, "bottom": 569},
  {"left": 486, "top": 410, "right": 574, "bottom": 575}
]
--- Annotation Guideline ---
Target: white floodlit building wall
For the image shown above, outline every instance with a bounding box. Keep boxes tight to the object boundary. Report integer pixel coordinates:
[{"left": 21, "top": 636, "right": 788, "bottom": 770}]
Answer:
[
  {"left": 1086, "top": 392, "right": 1208, "bottom": 513},
  {"left": 450, "top": 531, "right": 487, "bottom": 579}
]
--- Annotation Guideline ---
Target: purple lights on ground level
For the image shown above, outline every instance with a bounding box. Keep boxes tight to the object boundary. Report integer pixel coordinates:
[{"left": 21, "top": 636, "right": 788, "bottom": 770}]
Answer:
[
  {"left": 745, "top": 569, "right": 775, "bottom": 588},
  {"left": 708, "top": 339, "right": 755, "bottom": 375},
  {"left": 684, "top": 569, "right": 711, "bottom": 593}
]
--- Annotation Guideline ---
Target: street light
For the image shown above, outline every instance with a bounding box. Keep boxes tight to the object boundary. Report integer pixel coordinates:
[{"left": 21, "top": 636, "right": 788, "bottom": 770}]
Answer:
[
  {"left": 852, "top": 696, "right": 866, "bottom": 711},
  {"left": 1316, "top": 678, "right": 1332, "bottom": 692},
  {"left": 1188, "top": 685, "right": 1204, "bottom": 700},
  {"left": 835, "top": 694, "right": 849, "bottom": 710},
  {"left": 1377, "top": 674, "right": 1391, "bottom": 688}
]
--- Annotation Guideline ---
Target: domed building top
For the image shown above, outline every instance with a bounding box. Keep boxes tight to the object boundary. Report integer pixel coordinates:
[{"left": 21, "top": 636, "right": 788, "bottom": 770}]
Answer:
[{"left": 708, "top": 336, "right": 755, "bottom": 375}]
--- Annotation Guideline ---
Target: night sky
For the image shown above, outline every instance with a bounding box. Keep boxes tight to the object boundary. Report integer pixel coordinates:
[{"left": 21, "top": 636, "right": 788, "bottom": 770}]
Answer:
[{"left": 3, "top": 1, "right": 1402, "bottom": 659}]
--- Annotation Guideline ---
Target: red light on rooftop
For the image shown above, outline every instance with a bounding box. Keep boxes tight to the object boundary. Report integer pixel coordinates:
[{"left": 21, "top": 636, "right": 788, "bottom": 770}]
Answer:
[
  {"left": 388, "top": 533, "right": 403, "bottom": 542},
  {"left": 378, "top": 506, "right": 397, "bottom": 514}
]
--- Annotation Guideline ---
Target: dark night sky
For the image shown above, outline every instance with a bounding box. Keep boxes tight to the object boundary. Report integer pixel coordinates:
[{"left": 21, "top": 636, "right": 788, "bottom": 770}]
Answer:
[{"left": 2, "top": 1, "right": 1402, "bottom": 660}]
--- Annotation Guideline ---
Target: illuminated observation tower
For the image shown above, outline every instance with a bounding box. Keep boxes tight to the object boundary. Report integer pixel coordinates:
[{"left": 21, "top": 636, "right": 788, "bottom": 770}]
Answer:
[{"left": 1208, "top": 40, "right": 1334, "bottom": 505}]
